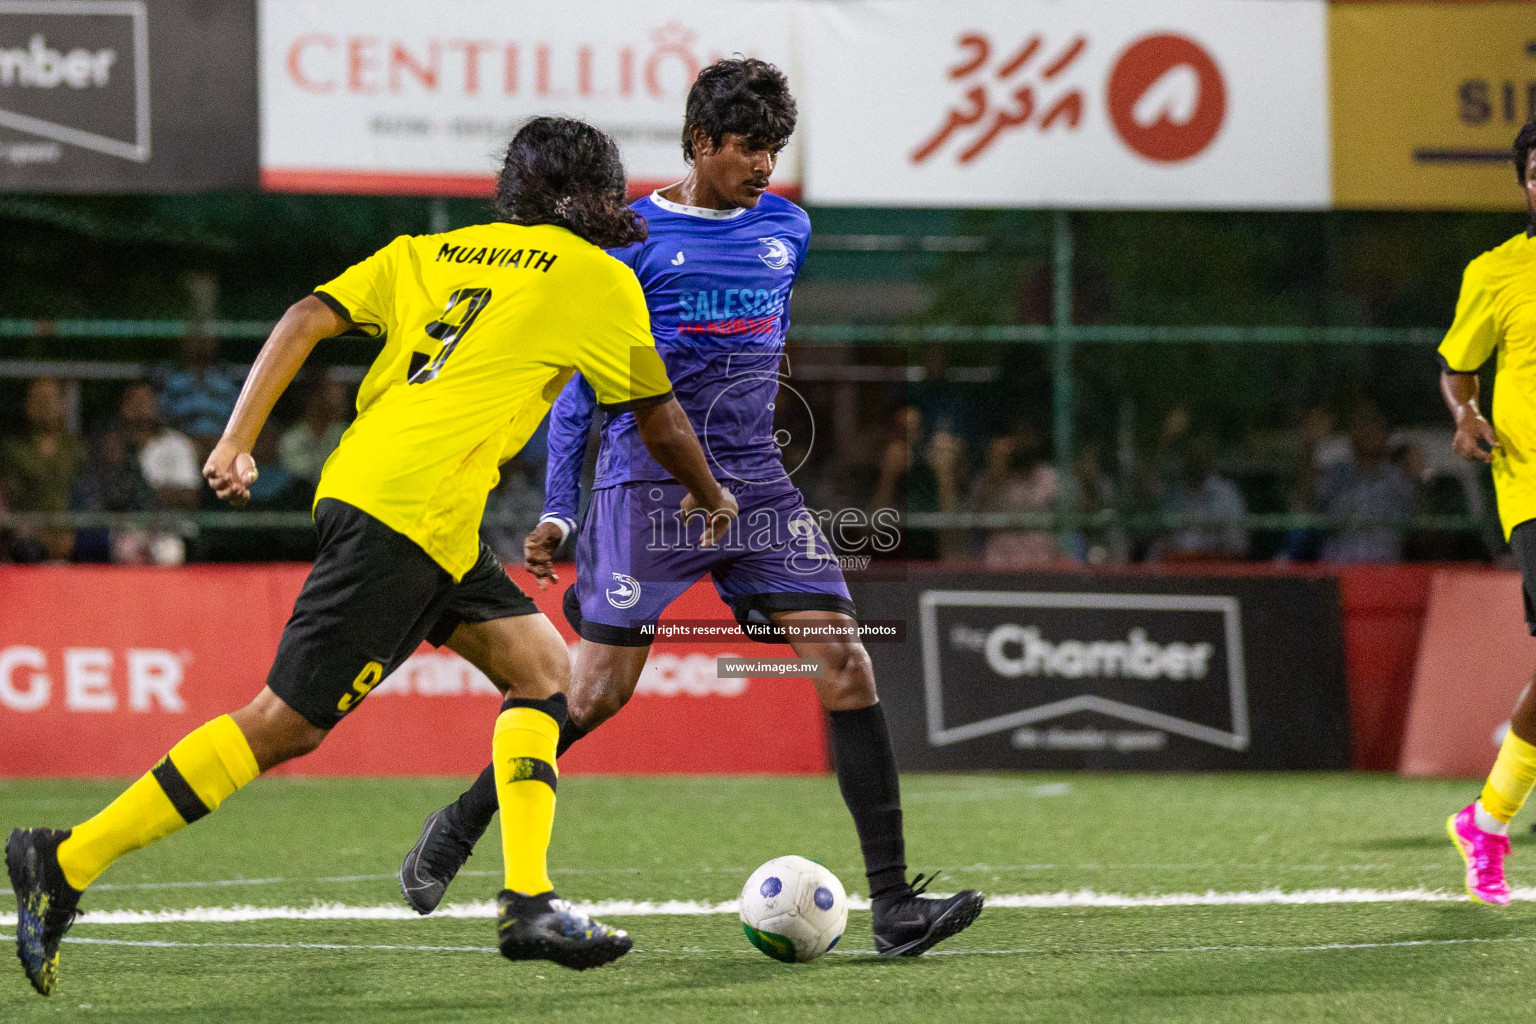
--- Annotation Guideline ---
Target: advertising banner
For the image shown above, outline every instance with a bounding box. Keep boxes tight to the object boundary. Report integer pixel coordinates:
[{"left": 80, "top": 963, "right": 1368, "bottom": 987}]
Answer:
[
  {"left": 852, "top": 570, "right": 1350, "bottom": 770},
  {"left": 0, "top": 0, "right": 257, "bottom": 191},
  {"left": 258, "top": 0, "right": 800, "bottom": 196},
  {"left": 0, "top": 565, "right": 827, "bottom": 776},
  {"left": 1330, "top": 3, "right": 1535, "bottom": 211},
  {"left": 1400, "top": 570, "right": 1536, "bottom": 778},
  {"left": 800, "top": 0, "right": 1329, "bottom": 208}
]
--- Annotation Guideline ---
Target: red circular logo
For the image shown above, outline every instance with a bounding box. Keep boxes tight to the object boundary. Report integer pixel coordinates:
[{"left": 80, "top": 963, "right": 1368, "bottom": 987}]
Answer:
[{"left": 1106, "top": 34, "right": 1226, "bottom": 163}]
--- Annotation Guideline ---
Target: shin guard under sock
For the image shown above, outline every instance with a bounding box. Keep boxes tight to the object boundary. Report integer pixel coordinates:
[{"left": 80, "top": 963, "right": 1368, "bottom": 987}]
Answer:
[
  {"left": 56, "top": 715, "right": 259, "bottom": 890},
  {"left": 493, "top": 694, "right": 567, "bottom": 894},
  {"left": 451, "top": 715, "right": 588, "bottom": 843}
]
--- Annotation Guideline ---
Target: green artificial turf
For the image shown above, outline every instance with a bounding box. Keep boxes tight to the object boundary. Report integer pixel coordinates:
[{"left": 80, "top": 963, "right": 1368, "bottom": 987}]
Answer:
[{"left": 3, "top": 773, "right": 1535, "bottom": 1023}]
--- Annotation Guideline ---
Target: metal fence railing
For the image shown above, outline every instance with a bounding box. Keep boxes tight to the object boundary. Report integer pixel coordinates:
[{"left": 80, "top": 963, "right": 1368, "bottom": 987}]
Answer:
[{"left": 1, "top": 214, "right": 1476, "bottom": 543}]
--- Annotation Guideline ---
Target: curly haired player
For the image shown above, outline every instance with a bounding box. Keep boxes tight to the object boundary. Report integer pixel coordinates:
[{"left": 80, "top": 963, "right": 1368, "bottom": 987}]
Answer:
[
  {"left": 6, "top": 117, "right": 738, "bottom": 994},
  {"left": 399, "top": 59, "right": 984, "bottom": 958}
]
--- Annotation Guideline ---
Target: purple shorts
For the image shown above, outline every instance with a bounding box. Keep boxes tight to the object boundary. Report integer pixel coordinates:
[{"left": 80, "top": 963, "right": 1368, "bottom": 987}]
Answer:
[{"left": 565, "top": 480, "right": 855, "bottom": 646}]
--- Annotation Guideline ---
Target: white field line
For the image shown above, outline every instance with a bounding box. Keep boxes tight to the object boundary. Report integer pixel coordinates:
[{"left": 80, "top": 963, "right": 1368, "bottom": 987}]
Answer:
[
  {"left": 0, "top": 862, "right": 1465, "bottom": 898},
  {"left": 3, "top": 932, "right": 1535, "bottom": 959},
  {"left": 3, "top": 886, "right": 1533, "bottom": 927}
]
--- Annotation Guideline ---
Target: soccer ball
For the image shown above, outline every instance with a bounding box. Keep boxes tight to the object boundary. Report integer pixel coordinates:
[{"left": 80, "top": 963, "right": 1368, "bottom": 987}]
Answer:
[{"left": 739, "top": 855, "right": 848, "bottom": 963}]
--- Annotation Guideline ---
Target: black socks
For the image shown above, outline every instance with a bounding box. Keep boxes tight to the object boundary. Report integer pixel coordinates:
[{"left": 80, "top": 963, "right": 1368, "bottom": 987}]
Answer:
[
  {"left": 449, "top": 713, "right": 590, "bottom": 843},
  {"left": 449, "top": 701, "right": 909, "bottom": 902},
  {"left": 557, "top": 716, "right": 589, "bottom": 759},
  {"left": 829, "top": 703, "right": 908, "bottom": 900}
]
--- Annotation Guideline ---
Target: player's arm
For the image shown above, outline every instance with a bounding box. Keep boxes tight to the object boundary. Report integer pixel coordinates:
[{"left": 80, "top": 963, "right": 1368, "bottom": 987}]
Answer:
[
  {"left": 631, "top": 395, "right": 738, "bottom": 546},
  {"left": 1441, "top": 370, "right": 1499, "bottom": 464},
  {"left": 524, "top": 375, "right": 597, "bottom": 587},
  {"left": 203, "top": 295, "right": 350, "bottom": 505},
  {"left": 1438, "top": 256, "right": 1500, "bottom": 465}
]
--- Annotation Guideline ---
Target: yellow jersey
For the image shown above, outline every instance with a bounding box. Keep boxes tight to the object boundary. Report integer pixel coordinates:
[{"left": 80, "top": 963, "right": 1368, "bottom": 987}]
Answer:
[
  {"left": 311, "top": 222, "right": 672, "bottom": 579},
  {"left": 1438, "top": 230, "right": 1536, "bottom": 539}
]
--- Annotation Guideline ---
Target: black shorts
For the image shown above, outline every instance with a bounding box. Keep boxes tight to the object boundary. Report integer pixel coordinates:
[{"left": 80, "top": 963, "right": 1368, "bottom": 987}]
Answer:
[
  {"left": 267, "top": 499, "right": 539, "bottom": 729},
  {"left": 1512, "top": 520, "right": 1536, "bottom": 635}
]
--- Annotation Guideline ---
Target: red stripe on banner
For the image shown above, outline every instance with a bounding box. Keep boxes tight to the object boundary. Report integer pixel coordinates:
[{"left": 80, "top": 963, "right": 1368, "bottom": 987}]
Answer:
[
  {"left": 261, "top": 168, "right": 801, "bottom": 202},
  {"left": 261, "top": 169, "right": 496, "bottom": 197},
  {"left": 0, "top": 564, "right": 826, "bottom": 777}
]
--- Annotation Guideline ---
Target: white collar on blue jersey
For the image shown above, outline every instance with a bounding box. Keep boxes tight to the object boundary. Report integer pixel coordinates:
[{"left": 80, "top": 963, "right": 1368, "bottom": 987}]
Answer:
[{"left": 649, "top": 190, "right": 748, "bottom": 220}]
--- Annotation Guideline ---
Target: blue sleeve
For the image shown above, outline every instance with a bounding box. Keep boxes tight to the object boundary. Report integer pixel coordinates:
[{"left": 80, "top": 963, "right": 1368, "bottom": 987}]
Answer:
[
  {"left": 606, "top": 241, "right": 645, "bottom": 271},
  {"left": 785, "top": 214, "right": 812, "bottom": 330},
  {"left": 793, "top": 213, "right": 812, "bottom": 281},
  {"left": 542, "top": 374, "right": 597, "bottom": 524}
]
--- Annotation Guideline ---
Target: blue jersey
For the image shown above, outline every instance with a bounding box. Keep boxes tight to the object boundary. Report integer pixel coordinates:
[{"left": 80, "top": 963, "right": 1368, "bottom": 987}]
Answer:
[{"left": 541, "top": 191, "right": 811, "bottom": 524}]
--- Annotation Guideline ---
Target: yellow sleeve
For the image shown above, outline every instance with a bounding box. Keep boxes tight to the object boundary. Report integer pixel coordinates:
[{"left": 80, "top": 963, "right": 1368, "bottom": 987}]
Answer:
[
  {"left": 1438, "top": 256, "right": 1498, "bottom": 372},
  {"left": 576, "top": 271, "right": 674, "bottom": 411},
  {"left": 312, "top": 235, "right": 410, "bottom": 338}
]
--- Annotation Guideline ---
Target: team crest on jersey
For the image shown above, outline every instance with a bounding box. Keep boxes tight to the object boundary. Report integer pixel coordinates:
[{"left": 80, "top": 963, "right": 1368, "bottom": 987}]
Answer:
[
  {"left": 757, "top": 237, "right": 793, "bottom": 270},
  {"left": 606, "top": 572, "right": 642, "bottom": 610}
]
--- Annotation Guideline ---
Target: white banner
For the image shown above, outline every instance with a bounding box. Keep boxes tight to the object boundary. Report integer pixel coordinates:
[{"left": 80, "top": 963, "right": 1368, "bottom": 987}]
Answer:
[
  {"left": 258, "top": 0, "right": 800, "bottom": 195},
  {"left": 801, "top": 0, "right": 1329, "bottom": 208}
]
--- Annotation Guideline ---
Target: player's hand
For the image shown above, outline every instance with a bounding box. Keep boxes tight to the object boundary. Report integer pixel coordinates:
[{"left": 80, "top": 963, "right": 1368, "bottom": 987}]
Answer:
[
  {"left": 523, "top": 521, "right": 564, "bottom": 589},
  {"left": 1451, "top": 412, "right": 1500, "bottom": 464},
  {"left": 682, "top": 487, "right": 738, "bottom": 548},
  {"left": 202, "top": 439, "right": 258, "bottom": 508}
]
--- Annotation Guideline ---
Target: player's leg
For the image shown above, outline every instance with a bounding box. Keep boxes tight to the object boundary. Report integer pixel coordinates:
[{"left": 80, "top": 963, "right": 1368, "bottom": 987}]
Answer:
[
  {"left": 444, "top": 634, "right": 652, "bottom": 833},
  {"left": 453, "top": 611, "right": 633, "bottom": 968},
  {"left": 6, "top": 499, "right": 443, "bottom": 996},
  {"left": 401, "top": 482, "right": 704, "bottom": 911},
  {"left": 401, "top": 631, "right": 651, "bottom": 913},
  {"left": 773, "top": 606, "right": 983, "bottom": 955},
  {"left": 1449, "top": 680, "right": 1536, "bottom": 905},
  {"left": 1448, "top": 524, "right": 1536, "bottom": 904}
]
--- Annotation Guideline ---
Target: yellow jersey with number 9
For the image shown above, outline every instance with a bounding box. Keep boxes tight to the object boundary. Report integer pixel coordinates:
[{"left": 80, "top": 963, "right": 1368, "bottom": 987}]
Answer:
[
  {"left": 310, "top": 221, "right": 672, "bottom": 580},
  {"left": 1438, "top": 230, "right": 1536, "bottom": 539}
]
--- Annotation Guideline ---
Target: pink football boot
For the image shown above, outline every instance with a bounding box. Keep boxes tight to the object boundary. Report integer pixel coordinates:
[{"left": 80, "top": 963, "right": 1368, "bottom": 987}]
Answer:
[{"left": 1447, "top": 804, "right": 1512, "bottom": 906}]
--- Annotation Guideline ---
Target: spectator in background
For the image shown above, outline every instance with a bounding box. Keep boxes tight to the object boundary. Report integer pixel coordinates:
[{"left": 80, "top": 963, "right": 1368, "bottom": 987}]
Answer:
[
  {"left": 195, "top": 423, "right": 315, "bottom": 564},
  {"left": 1300, "top": 406, "right": 1355, "bottom": 473},
  {"left": 1068, "top": 444, "right": 1124, "bottom": 565},
  {"left": 117, "top": 382, "right": 200, "bottom": 565},
  {"left": 72, "top": 427, "right": 156, "bottom": 515},
  {"left": 971, "top": 423, "right": 1060, "bottom": 568},
  {"left": 120, "top": 382, "right": 201, "bottom": 510},
  {"left": 1153, "top": 433, "right": 1248, "bottom": 561},
  {"left": 279, "top": 371, "right": 349, "bottom": 485},
  {"left": 1, "top": 377, "right": 84, "bottom": 561},
  {"left": 871, "top": 406, "right": 964, "bottom": 559},
  {"left": 70, "top": 425, "right": 159, "bottom": 564},
  {"left": 1317, "top": 401, "right": 1415, "bottom": 563},
  {"left": 159, "top": 328, "right": 241, "bottom": 457},
  {"left": 247, "top": 424, "right": 306, "bottom": 508}
]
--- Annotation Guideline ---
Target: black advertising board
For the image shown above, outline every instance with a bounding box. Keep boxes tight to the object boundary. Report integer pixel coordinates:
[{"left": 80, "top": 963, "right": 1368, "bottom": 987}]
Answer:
[
  {"left": 851, "top": 570, "right": 1350, "bottom": 770},
  {"left": 0, "top": 0, "right": 256, "bottom": 191}
]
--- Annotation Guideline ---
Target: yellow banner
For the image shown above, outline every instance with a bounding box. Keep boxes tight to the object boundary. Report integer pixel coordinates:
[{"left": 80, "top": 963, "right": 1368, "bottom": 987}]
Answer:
[{"left": 1331, "top": 3, "right": 1535, "bottom": 210}]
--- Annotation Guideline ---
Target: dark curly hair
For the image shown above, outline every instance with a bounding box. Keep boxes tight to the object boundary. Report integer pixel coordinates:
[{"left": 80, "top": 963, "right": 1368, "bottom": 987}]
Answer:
[
  {"left": 494, "top": 117, "right": 646, "bottom": 249},
  {"left": 1518, "top": 118, "right": 1536, "bottom": 186},
  {"left": 681, "top": 57, "right": 797, "bottom": 162}
]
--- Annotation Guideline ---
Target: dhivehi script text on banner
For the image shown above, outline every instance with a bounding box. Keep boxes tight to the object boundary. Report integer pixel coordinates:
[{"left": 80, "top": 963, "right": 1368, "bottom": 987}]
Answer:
[{"left": 800, "top": 0, "right": 1329, "bottom": 209}]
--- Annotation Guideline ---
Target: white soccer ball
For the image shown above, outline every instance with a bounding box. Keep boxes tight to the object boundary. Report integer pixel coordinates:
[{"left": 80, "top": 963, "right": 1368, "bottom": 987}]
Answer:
[{"left": 739, "top": 855, "right": 848, "bottom": 963}]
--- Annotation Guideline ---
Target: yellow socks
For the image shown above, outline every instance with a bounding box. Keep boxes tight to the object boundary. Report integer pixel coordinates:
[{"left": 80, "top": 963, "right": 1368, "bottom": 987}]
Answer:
[
  {"left": 1479, "top": 727, "right": 1536, "bottom": 825},
  {"left": 493, "top": 696, "right": 565, "bottom": 895},
  {"left": 56, "top": 715, "right": 260, "bottom": 890}
]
